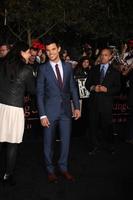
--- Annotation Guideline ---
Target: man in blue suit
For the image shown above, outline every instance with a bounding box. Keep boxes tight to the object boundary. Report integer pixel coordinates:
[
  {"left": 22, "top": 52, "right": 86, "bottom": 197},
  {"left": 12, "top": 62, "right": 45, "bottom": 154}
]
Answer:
[{"left": 36, "top": 37, "right": 81, "bottom": 183}]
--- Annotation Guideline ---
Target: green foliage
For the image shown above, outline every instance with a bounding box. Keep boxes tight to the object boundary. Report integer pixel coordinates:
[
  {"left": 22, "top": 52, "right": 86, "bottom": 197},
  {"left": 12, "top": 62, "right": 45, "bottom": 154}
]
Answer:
[{"left": 0, "top": 0, "right": 133, "bottom": 44}]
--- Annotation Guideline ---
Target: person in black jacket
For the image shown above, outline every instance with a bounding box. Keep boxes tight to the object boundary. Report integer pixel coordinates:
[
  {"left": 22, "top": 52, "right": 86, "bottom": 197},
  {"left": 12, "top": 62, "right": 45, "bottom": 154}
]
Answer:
[
  {"left": 74, "top": 56, "right": 91, "bottom": 79},
  {"left": 85, "top": 48, "right": 121, "bottom": 155},
  {"left": 126, "top": 70, "right": 133, "bottom": 143},
  {"left": 0, "top": 42, "right": 35, "bottom": 186}
]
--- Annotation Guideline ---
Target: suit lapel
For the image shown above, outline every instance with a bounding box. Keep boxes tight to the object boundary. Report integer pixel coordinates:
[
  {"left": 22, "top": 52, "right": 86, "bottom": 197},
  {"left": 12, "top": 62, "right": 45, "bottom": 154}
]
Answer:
[
  {"left": 62, "top": 61, "right": 66, "bottom": 88},
  {"left": 98, "top": 64, "right": 112, "bottom": 84},
  {"left": 97, "top": 65, "right": 101, "bottom": 83},
  {"left": 48, "top": 61, "right": 66, "bottom": 89},
  {"left": 48, "top": 62, "right": 59, "bottom": 87},
  {"left": 103, "top": 64, "right": 112, "bottom": 81}
]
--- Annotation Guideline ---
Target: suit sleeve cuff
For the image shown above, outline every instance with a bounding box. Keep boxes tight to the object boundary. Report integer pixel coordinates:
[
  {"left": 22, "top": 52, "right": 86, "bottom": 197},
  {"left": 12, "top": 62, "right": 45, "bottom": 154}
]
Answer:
[
  {"left": 40, "top": 115, "right": 47, "bottom": 119},
  {"left": 90, "top": 85, "right": 95, "bottom": 91}
]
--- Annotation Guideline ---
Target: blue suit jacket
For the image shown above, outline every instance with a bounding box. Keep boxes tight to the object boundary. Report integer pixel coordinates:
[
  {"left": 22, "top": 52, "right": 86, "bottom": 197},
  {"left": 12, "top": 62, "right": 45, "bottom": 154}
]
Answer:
[{"left": 36, "top": 61, "right": 80, "bottom": 120}]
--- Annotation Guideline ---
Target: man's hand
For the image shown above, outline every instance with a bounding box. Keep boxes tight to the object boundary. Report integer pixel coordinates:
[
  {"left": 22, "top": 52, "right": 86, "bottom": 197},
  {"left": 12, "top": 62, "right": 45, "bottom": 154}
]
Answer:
[
  {"left": 40, "top": 117, "right": 50, "bottom": 127},
  {"left": 73, "top": 109, "right": 81, "bottom": 120},
  {"left": 95, "top": 85, "right": 107, "bottom": 93},
  {"left": 95, "top": 85, "right": 101, "bottom": 92},
  {"left": 99, "top": 85, "right": 107, "bottom": 92}
]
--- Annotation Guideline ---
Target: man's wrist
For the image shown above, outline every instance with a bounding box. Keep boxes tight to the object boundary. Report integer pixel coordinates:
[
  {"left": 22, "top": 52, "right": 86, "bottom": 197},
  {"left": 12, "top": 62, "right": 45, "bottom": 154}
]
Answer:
[{"left": 40, "top": 115, "right": 47, "bottom": 119}]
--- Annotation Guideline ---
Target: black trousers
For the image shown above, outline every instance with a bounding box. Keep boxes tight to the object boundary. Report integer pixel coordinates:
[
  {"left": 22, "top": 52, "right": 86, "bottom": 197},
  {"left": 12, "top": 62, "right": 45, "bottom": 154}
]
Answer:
[
  {"left": 127, "top": 106, "right": 133, "bottom": 140},
  {"left": 88, "top": 110, "right": 113, "bottom": 150},
  {"left": 0, "top": 142, "right": 18, "bottom": 175}
]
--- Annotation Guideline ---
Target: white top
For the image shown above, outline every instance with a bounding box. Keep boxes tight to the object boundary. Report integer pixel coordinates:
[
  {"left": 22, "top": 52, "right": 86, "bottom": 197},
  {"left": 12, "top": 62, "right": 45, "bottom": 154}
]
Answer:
[{"left": 50, "top": 60, "right": 63, "bottom": 80}]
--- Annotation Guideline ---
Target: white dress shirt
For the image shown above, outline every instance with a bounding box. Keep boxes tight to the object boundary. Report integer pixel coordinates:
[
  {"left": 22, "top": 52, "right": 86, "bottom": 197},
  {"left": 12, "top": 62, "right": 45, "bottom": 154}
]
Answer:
[
  {"left": 50, "top": 60, "right": 63, "bottom": 80},
  {"left": 100, "top": 63, "right": 109, "bottom": 75}
]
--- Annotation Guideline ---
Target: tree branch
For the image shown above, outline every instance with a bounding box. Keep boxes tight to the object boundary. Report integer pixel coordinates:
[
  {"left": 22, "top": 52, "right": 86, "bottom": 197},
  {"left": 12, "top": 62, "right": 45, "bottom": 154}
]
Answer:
[
  {"left": 7, "top": 25, "right": 22, "bottom": 41},
  {"left": 37, "top": 22, "right": 58, "bottom": 39}
]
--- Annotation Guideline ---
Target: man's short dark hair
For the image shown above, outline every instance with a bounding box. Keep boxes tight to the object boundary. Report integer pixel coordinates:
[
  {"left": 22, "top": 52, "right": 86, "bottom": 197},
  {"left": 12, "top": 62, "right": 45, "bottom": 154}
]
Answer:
[
  {"left": 100, "top": 47, "right": 113, "bottom": 55},
  {"left": 44, "top": 35, "right": 60, "bottom": 47}
]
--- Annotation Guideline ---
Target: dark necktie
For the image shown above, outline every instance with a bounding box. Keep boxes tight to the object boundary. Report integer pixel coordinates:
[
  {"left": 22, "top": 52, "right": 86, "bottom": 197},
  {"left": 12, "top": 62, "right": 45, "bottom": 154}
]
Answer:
[
  {"left": 55, "top": 64, "right": 63, "bottom": 88},
  {"left": 100, "top": 65, "right": 105, "bottom": 83}
]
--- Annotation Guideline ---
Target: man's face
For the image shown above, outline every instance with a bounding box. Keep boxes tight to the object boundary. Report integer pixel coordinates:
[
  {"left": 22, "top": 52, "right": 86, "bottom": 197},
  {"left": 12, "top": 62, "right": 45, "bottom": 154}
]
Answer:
[
  {"left": 46, "top": 43, "right": 61, "bottom": 63},
  {"left": 0, "top": 45, "right": 10, "bottom": 57},
  {"left": 100, "top": 49, "right": 112, "bottom": 64}
]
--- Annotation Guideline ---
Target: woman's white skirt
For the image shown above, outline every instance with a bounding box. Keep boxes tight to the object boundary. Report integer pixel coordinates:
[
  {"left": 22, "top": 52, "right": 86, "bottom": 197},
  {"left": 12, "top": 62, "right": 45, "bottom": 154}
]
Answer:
[{"left": 0, "top": 103, "right": 24, "bottom": 143}]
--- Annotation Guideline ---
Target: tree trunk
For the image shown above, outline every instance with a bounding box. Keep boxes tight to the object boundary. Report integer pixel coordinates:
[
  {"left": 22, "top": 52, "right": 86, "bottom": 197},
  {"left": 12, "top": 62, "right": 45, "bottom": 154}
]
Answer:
[{"left": 27, "top": 28, "right": 32, "bottom": 47}]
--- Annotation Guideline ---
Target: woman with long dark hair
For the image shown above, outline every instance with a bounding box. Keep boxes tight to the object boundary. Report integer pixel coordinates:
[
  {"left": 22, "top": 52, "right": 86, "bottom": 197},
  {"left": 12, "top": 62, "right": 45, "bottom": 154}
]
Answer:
[{"left": 0, "top": 42, "right": 35, "bottom": 186}]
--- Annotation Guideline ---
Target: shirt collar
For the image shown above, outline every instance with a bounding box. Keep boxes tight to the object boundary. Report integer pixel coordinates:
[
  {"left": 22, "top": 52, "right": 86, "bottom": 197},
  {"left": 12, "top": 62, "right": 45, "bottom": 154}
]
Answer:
[
  {"left": 101, "top": 63, "right": 109, "bottom": 69},
  {"left": 50, "top": 60, "right": 62, "bottom": 68},
  {"left": 100, "top": 64, "right": 109, "bottom": 74}
]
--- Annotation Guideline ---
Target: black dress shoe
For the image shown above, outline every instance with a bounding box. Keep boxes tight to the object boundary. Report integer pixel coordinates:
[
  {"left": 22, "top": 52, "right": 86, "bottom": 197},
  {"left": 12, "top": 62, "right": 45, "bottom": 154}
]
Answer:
[
  {"left": 105, "top": 146, "right": 116, "bottom": 155},
  {"left": 2, "top": 174, "right": 16, "bottom": 186},
  {"left": 88, "top": 147, "right": 100, "bottom": 155}
]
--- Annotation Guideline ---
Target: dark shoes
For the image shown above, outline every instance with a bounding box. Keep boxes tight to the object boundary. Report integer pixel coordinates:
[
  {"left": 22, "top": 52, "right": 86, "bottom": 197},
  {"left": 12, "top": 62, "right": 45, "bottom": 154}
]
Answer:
[
  {"left": 105, "top": 146, "right": 116, "bottom": 155},
  {"left": 126, "top": 139, "right": 133, "bottom": 144},
  {"left": 88, "top": 147, "right": 100, "bottom": 155},
  {"left": 2, "top": 174, "right": 16, "bottom": 186},
  {"left": 47, "top": 171, "right": 75, "bottom": 183},
  {"left": 47, "top": 173, "right": 58, "bottom": 183},
  {"left": 60, "top": 171, "right": 75, "bottom": 182},
  {"left": 89, "top": 145, "right": 116, "bottom": 155}
]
